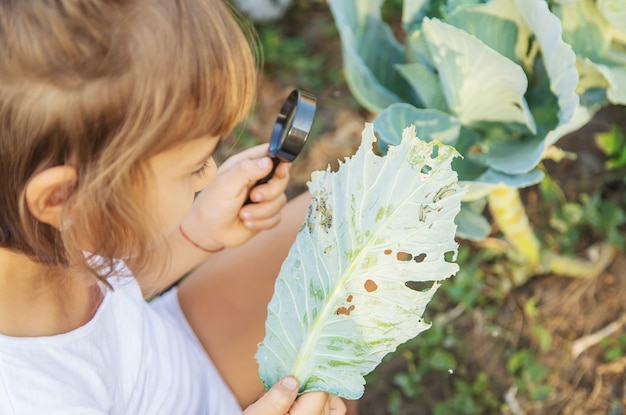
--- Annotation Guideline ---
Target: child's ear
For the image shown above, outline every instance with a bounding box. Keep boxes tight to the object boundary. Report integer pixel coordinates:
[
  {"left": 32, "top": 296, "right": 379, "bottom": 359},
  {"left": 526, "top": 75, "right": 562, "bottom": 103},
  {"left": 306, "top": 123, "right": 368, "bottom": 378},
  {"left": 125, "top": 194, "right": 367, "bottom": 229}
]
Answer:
[{"left": 24, "top": 166, "right": 78, "bottom": 228}]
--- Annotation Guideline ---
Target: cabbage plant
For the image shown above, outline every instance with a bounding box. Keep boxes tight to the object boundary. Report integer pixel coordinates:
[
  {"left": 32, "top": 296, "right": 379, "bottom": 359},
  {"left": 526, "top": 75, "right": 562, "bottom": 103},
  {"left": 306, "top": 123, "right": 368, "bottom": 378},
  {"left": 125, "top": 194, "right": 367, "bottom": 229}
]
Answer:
[
  {"left": 328, "top": 0, "right": 625, "bottom": 278},
  {"left": 256, "top": 125, "right": 464, "bottom": 398},
  {"left": 554, "top": 0, "right": 626, "bottom": 105}
]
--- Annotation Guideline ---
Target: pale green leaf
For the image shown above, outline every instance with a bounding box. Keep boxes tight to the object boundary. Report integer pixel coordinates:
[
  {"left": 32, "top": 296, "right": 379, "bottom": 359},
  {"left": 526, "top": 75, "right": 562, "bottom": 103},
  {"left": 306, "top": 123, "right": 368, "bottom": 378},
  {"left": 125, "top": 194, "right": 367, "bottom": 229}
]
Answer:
[
  {"left": 445, "top": 6, "right": 519, "bottom": 63},
  {"left": 421, "top": 17, "right": 537, "bottom": 133},
  {"left": 484, "top": 102, "right": 591, "bottom": 176},
  {"left": 558, "top": 0, "right": 613, "bottom": 61},
  {"left": 544, "top": 104, "right": 593, "bottom": 146},
  {"left": 484, "top": 135, "right": 546, "bottom": 175},
  {"left": 473, "top": 0, "right": 533, "bottom": 65},
  {"left": 455, "top": 201, "right": 491, "bottom": 241},
  {"left": 256, "top": 124, "right": 464, "bottom": 400},
  {"left": 328, "top": 0, "right": 420, "bottom": 113},
  {"left": 445, "top": 0, "right": 485, "bottom": 9},
  {"left": 406, "top": 30, "right": 435, "bottom": 67},
  {"left": 460, "top": 168, "right": 545, "bottom": 201},
  {"left": 597, "top": 0, "right": 626, "bottom": 44},
  {"left": 471, "top": 0, "right": 583, "bottom": 175},
  {"left": 336, "top": 29, "right": 405, "bottom": 113},
  {"left": 396, "top": 63, "right": 449, "bottom": 111},
  {"left": 575, "top": 58, "right": 610, "bottom": 97},
  {"left": 329, "top": 0, "right": 384, "bottom": 32},
  {"left": 373, "top": 104, "right": 460, "bottom": 152},
  {"left": 515, "top": 0, "right": 580, "bottom": 126},
  {"left": 402, "top": 0, "right": 429, "bottom": 31},
  {"left": 595, "top": 65, "right": 626, "bottom": 105}
]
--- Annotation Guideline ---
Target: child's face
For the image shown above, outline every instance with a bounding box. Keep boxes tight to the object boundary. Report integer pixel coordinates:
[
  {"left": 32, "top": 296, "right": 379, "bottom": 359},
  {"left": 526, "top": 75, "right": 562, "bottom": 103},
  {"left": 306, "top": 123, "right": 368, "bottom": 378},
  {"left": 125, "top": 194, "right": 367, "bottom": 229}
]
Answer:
[{"left": 146, "top": 135, "right": 220, "bottom": 234}]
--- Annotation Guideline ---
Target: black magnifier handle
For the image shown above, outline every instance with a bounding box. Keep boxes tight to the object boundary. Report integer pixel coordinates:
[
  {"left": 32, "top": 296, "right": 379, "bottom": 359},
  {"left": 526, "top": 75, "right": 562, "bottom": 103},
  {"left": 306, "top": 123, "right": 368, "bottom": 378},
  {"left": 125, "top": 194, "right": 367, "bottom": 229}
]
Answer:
[{"left": 244, "top": 89, "right": 316, "bottom": 205}]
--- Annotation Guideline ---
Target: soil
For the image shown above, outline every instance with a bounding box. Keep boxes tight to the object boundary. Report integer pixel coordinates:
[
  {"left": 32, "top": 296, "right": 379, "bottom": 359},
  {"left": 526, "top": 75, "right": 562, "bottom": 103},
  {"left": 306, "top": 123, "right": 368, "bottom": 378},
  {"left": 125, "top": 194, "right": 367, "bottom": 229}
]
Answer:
[{"left": 234, "top": 3, "right": 626, "bottom": 413}]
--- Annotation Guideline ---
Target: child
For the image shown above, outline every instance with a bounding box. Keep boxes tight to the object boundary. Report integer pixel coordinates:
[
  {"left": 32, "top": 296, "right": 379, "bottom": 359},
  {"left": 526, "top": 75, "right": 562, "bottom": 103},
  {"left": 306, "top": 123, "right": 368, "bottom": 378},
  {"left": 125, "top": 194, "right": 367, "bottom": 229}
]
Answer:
[{"left": 0, "top": 0, "right": 347, "bottom": 413}]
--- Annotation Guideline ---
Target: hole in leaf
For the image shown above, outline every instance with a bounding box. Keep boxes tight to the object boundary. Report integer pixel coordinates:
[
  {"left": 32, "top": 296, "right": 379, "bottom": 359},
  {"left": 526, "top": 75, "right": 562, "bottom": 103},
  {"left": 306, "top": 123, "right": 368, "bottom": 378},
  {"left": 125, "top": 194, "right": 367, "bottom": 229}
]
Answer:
[
  {"left": 372, "top": 135, "right": 385, "bottom": 156},
  {"left": 444, "top": 250, "right": 455, "bottom": 262},
  {"left": 413, "top": 253, "right": 427, "bottom": 263},
  {"left": 405, "top": 281, "right": 433, "bottom": 292},
  {"left": 396, "top": 251, "right": 413, "bottom": 261},
  {"left": 364, "top": 279, "right": 378, "bottom": 292},
  {"left": 337, "top": 306, "right": 350, "bottom": 315},
  {"left": 430, "top": 145, "right": 439, "bottom": 159}
]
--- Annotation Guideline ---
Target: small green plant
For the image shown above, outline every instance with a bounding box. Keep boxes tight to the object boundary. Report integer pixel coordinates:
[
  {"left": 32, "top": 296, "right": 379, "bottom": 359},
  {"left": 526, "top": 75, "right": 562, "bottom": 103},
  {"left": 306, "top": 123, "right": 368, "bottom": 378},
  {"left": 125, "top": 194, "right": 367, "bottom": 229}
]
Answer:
[
  {"left": 385, "top": 322, "right": 500, "bottom": 415},
  {"left": 523, "top": 298, "right": 553, "bottom": 353},
  {"left": 600, "top": 334, "right": 626, "bottom": 362},
  {"left": 540, "top": 175, "right": 626, "bottom": 251},
  {"left": 579, "top": 191, "right": 626, "bottom": 250},
  {"left": 507, "top": 349, "right": 554, "bottom": 403},
  {"left": 255, "top": 15, "right": 343, "bottom": 91},
  {"left": 596, "top": 124, "right": 626, "bottom": 170},
  {"left": 433, "top": 373, "right": 500, "bottom": 415}
]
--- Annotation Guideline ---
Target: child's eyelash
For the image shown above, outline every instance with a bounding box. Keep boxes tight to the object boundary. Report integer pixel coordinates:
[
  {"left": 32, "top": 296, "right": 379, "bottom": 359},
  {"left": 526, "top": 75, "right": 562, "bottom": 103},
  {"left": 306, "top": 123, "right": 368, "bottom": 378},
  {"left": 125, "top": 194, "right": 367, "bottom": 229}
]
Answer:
[
  {"left": 192, "top": 139, "right": 222, "bottom": 177},
  {"left": 192, "top": 160, "right": 211, "bottom": 177}
]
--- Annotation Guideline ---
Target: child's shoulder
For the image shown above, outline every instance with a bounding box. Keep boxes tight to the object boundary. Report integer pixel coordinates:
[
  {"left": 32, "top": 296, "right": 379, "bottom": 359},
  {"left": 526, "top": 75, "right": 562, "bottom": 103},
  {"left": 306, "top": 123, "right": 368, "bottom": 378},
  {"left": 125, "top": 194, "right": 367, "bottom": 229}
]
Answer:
[{"left": 0, "top": 276, "right": 145, "bottom": 413}]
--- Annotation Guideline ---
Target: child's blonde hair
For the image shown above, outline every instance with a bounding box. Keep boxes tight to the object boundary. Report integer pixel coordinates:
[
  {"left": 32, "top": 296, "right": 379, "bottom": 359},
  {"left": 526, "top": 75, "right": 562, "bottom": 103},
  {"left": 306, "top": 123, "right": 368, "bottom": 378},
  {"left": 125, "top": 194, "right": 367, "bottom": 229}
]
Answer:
[{"left": 0, "top": 0, "right": 258, "bottom": 282}]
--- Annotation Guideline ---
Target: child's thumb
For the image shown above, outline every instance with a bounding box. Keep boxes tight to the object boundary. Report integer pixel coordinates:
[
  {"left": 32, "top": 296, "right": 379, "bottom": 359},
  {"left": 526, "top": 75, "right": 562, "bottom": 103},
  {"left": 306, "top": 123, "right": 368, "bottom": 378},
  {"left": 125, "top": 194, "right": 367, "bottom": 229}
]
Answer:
[{"left": 243, "top": 377, "right": 299, "bottom": 415}]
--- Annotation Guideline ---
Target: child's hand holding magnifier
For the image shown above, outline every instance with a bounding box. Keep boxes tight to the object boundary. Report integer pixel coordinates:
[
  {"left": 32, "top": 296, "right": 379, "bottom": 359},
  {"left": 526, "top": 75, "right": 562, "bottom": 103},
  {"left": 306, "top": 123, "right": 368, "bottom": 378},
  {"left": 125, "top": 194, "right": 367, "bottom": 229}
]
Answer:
[{"left": 182, "top": 89, "right": 316, "bottom": 251}]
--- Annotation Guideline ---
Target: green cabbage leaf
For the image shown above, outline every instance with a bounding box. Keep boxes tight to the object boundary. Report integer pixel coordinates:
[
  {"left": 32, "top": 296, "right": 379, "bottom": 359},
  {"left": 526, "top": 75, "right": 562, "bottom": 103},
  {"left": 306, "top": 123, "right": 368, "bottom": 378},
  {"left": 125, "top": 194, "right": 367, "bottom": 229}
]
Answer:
[
  {"left": 256, "top": 124, "right": 464, "bottom": 399},
  {"left": 421, "top": 17, "right": 537, "bottom": 133}
]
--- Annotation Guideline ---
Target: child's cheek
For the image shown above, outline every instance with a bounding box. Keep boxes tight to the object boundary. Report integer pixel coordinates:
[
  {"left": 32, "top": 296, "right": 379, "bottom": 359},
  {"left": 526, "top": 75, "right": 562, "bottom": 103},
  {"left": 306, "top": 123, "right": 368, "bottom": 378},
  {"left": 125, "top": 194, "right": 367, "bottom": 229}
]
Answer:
[{"left": 156, "top": 183, "right": 196, "bottom": 236}]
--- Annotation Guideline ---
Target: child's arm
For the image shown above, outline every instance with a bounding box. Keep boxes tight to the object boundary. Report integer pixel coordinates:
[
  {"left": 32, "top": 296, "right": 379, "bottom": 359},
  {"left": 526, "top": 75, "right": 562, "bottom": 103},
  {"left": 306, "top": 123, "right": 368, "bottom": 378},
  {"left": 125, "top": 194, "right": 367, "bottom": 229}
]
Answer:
[{"left": 134, "top": 145, "right": 291, "bottom": 297}]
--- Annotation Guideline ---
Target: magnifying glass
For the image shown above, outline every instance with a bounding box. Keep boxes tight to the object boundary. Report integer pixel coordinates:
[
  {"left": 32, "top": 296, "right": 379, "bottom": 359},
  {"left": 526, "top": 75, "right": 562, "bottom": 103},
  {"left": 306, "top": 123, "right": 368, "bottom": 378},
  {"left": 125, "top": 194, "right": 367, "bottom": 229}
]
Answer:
[{"left": 245, "top": 89, "right": 316, "bottom": 204}]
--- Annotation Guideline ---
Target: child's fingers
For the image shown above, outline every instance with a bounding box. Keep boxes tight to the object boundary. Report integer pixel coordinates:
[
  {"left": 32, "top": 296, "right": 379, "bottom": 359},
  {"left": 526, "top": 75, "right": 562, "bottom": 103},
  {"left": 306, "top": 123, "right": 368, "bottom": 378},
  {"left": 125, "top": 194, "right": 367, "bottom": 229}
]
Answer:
[
  {"left": 292, "top": 393, "right": 346, "bottom": 415},
  {"left": 240, "top": 195, "right": 286, "bottom": 228},
  {"left": 241, "top": 193, "right": 287, "bottom": 218},
  {"left": 247, "top": 162, "right": 290, "bottom": 203},
  {"left": 329, "top": 396, "right": 347, "bottom": 415},
  {"left": 242, "top": 377, "right": 298, "bottom": 415},
  {"left": 272, "top": 161, "right": 291, "bottom": 179},
  {"left": 214, "top": 156, "right": 274, "bottom": 202},
  {"left": 247, "top": 173, "right": 289, "bottom": 204},
  {"left": 242, "top": 213, "right": 282, "bottom": 231},
  {"left": 218, "top": 144, "right": 270, "bottom": 172},
  {"left": 288, "top": 391, "right": 330, "bottom": 415}
]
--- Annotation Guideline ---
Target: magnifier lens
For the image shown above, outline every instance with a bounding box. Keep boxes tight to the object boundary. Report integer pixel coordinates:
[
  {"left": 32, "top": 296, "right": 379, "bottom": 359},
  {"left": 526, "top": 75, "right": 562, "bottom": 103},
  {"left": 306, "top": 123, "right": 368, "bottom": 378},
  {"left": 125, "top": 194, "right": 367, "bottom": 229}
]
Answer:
[{"left": 269, "top": 89, "right": 313, "bottom": 162}]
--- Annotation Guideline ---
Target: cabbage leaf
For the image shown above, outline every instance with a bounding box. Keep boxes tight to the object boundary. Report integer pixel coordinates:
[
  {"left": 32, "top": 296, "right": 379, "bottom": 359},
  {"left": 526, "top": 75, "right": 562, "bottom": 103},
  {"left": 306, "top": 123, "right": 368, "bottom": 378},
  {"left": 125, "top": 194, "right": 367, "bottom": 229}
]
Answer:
[
  {"left": 421, "top": 18, "right": 537, "bottom": 133},
  {"left": 328, "top": 0, "right": 420, "bottom": 113},
  {"left": 256, "top": 124, "right": 464, "bottom": 399}
]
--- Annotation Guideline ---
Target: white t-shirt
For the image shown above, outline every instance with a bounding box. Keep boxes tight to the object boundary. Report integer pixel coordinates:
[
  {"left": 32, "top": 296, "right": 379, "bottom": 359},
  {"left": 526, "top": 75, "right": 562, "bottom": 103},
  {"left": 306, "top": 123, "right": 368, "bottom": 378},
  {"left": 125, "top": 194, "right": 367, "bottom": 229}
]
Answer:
[{"left": 0, "top": 275, "right": 242, "bottom": 414}]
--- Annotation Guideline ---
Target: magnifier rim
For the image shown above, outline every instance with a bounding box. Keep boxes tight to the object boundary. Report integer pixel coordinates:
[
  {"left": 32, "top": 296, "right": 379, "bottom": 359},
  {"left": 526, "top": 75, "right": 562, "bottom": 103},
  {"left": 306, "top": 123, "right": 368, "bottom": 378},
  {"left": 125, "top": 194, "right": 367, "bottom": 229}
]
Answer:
[{"left": 268, "top": 89, "right": 316, "bottom": 162}]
